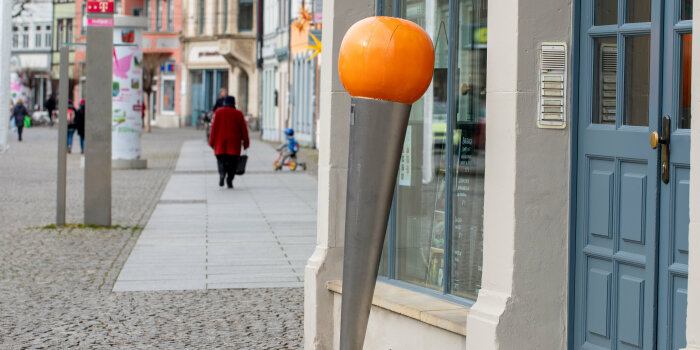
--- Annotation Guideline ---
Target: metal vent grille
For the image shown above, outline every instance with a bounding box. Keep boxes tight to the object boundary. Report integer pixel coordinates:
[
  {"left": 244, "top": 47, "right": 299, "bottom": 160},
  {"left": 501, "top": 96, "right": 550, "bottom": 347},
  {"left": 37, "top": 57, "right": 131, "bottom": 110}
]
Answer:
[{"left": 538, "top": 43, "right": 567, "bottom": 129}]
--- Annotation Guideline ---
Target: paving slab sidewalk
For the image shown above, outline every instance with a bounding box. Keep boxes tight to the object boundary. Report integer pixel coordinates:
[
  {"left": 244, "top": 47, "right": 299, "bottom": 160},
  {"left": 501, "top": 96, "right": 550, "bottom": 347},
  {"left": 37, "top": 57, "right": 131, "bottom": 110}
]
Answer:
[{"left": 114, "top": 138, "right": 317, "bottom": 291}]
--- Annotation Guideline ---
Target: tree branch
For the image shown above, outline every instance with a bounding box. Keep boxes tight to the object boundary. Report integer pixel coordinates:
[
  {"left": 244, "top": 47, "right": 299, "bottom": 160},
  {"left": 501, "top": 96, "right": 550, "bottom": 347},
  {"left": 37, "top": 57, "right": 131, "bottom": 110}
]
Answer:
[{"left": 12, "top": 0, "right": 28, "bottom": 18}]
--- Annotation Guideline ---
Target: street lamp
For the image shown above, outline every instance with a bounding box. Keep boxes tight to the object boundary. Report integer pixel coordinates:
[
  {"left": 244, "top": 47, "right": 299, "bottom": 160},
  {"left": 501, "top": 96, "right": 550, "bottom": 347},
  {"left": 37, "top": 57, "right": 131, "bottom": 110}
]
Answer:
[{"left": 337, "top": 16, "right": 434, "bottom": 350}]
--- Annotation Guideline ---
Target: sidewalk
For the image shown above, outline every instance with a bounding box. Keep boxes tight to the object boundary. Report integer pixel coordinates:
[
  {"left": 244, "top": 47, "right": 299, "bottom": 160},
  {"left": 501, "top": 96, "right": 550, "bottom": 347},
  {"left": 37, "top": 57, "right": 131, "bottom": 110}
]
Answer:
[{"left": 114, "top": 138, "right": 317, "bottom": 291}]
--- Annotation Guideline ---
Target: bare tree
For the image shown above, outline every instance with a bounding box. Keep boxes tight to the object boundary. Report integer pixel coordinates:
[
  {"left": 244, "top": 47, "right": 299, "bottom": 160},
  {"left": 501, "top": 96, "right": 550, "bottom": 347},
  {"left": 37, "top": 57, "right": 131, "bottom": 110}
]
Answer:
[{"left": 141, "top": 52, "right": 170, "bottom": 133}]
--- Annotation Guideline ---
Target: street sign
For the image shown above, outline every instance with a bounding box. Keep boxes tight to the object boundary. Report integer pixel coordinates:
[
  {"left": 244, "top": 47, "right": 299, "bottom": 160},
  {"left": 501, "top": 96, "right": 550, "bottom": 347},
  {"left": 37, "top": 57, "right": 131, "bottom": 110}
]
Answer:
[{"left": 87, "top": 1, "right": 114, "bottom": 14}]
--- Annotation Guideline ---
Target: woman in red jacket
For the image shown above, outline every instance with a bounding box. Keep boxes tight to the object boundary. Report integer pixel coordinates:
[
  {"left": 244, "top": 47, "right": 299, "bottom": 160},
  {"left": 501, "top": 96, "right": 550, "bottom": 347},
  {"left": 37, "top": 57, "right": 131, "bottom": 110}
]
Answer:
[{"left": 208, "top": 96, "right": 250, "bottom": 188}]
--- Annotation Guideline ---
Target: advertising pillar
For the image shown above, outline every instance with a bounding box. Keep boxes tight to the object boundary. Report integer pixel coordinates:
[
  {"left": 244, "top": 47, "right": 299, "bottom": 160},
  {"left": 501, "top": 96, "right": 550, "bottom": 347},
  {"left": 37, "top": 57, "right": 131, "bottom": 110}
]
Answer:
[
  {"left": 337, "top": 17, "right": 434, "bottom": 350},
  {"left": 112, "top": 16, "right": 147, "bottom": 169}
]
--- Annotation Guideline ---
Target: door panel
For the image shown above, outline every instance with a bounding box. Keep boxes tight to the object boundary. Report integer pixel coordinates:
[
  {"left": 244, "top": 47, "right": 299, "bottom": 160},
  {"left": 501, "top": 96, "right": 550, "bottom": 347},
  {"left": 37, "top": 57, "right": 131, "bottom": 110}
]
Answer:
[
  {"left": 574, "top": 0, "right": 661, "bottom": 349},
  {"left": 657, "top": 0, "right": 691, "bottom": 347}
]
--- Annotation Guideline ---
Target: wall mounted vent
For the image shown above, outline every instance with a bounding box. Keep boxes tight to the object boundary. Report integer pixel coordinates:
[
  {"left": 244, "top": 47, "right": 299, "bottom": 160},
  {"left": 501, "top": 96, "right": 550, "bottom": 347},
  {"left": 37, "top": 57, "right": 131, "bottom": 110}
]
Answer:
[{"left": 538, "top": 43, "right": 567, "bottom": 129}]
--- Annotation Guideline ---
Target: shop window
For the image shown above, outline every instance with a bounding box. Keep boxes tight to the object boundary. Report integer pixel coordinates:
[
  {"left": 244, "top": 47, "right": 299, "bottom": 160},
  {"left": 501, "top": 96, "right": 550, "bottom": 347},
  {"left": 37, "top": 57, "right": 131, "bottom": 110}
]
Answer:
[
  {"left": 161, "top": 78, "right": 175, "bottom": 112},
  {"left": 161, "top": 61, "right": 176, "bottom": 113},
  {"left": 239, "top": 0, "right": 254, "bottom": 32},
  {"left": 379, "top": 0, "right": 487, "bottom": 302}
]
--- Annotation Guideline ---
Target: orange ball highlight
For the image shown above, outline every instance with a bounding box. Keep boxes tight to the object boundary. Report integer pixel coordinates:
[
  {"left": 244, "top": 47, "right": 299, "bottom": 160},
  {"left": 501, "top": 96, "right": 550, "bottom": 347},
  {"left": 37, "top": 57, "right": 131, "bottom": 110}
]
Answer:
[{"left": 338, "top": 17, "right": 435, "bottom": 105}]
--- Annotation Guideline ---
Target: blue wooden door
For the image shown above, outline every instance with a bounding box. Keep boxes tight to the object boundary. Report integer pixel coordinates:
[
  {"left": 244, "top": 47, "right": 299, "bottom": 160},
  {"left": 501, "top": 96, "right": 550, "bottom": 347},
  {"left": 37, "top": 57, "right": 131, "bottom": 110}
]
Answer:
[
  {"left": 573, "top": 0, "right": 690, "bottom": 349},
  {"left": 657, "top": 0, "right": 691, "bottom": 348}
]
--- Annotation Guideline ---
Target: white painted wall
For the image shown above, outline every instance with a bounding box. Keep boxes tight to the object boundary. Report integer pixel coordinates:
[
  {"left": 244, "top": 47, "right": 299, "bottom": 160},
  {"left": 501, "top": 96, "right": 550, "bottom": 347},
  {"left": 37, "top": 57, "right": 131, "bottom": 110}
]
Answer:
[{"left": 466, "top": 0, "right": 572, "bottom": 349}]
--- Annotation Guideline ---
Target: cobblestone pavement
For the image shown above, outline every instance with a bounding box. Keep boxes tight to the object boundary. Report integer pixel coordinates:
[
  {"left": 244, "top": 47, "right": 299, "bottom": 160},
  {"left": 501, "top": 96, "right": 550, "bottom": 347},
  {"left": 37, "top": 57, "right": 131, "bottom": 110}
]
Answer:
[{"left": 0, "top": 127, "right": 304, "bottom": 349}]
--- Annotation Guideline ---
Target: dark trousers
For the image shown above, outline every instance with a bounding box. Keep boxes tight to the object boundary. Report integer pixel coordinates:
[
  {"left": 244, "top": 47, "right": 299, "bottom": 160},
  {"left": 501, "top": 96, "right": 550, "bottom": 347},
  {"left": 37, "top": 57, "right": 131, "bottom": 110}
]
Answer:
[
  {"left": 216, "top": 154, "right": 240, "bottom": 186},
  {"left": 16, "top": 125, "right": 23, "bottom": 141}
]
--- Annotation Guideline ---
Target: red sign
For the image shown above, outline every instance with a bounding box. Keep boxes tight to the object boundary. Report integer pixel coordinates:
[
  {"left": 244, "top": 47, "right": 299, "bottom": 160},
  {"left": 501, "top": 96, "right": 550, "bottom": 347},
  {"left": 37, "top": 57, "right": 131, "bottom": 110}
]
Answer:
[{"left": 87, "top": 1, "right": 114, "bottom": 14}]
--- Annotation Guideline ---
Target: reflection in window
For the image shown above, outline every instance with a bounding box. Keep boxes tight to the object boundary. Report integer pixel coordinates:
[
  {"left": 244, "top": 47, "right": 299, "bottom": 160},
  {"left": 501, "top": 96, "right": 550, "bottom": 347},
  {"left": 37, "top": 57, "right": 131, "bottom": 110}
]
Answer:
[
  {"left": 162, "top": 79, "right": 175, "bottom": 112},
  {"left": 593, "top": 37, "right": 617, "bottom": 124},
  {"left": 381, "top": 0, "right": 487, "bottom": 301},
  {"left": 595, "top": 0, "right": 617, "bottom": 25},
  {"left": 624, "top": 35, "right": 650, "bottom": 127},
  {"left": 450, "top": 0, "right": 487, "bottom": 300},
  {"left": 626, "top": 0, "right": 650, "bottom": 23},
  {"left": 682, "top": 0, "right": 693, "bottom": 20},
  {"left": 393, "top": 0, "right": 448, "bottom": 293},
  {"left": 239, "top": 0, "right": 254, "bottom": 32},
  {"left": 680, "top": 34, "right": 692, "bottom": 129}
]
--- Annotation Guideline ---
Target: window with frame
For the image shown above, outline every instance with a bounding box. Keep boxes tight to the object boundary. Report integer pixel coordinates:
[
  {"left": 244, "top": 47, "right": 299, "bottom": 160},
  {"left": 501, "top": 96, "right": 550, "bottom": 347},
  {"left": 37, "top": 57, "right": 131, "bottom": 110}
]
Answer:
[
  {"left": 81, "top": 3, "right": 86, "bottom": 34},
  {"left": 222, "top": 0, "right": 229, "bottom": 33},
  {"left": 378, "top": 0, "right": 488, "bottom": 303},
  {"left": 12, "top": 26, "right": 18, "bottom": 49},
  {"left": 146, "top": 0, "right": 152, "bottom": 31},
  {"left": 65, "top": 19, "right": 72, "bottom": 44},
  {"left": 199, "top": 0, "right": 205, "bottom": 34},
  {"left": 22, "top": 26, "right": 29, "bottom": 49},
  {"left": 45, "top": 26, "right": 52, "bottom": 48},
  {"left": 167, "top": 0, "right": 173, "bottom": 31},
  {"left": 238, "top": 0, "right": 254, "bottom": 32},
  {"left": 156, "top": 0, "right": 163, "bottom": 31},
  {"left": 35, "top": 26, "right": 42, "bottom": 48},
  {"left": 56, "top": 20, "right": 64, "bottom": 49},
  {"left": 161, "top": 61, "right": 176, "bottom": 112}
]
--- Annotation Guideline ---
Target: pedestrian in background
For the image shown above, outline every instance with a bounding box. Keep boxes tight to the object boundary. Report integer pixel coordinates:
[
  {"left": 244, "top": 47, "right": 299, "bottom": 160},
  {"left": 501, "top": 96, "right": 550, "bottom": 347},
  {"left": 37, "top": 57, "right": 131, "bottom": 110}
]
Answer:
[
  {"left": 66, "top": 100, "right": 77, "bottom": 153},
  {"left": 212, "top": 88, "right": 227, "bottom": 112},
  {"left": 44, "top": 93, "right": 56, "bottom": 126},
  {"left": 209, "top": 96, "right": 249, "bottom": 189},
  {"left": 75, "top": 99, "right": 86, "bottom": 154},
  {"left": 12, "top": 99, "right": 28, "bottom": 142}
]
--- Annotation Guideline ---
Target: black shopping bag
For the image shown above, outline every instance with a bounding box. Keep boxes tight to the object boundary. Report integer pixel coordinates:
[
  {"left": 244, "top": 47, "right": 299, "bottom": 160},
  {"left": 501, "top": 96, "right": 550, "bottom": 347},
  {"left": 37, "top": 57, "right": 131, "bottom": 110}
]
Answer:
[{"left": 236, "top": 154, "right": 248, "bottom": 175}]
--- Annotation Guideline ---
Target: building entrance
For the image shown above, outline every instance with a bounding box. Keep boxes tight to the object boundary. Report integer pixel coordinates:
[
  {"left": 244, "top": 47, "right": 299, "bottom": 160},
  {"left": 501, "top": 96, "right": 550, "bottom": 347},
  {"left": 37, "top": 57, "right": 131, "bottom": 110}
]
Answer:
[{"left": 573, "top": 0, "right": 691, "bottom": 349}]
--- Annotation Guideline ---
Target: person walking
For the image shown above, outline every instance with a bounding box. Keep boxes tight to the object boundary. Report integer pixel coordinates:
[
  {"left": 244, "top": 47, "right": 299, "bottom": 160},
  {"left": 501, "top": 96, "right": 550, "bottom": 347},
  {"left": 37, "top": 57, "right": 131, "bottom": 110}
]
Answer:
[
  {"left": 209, "top": 96, "right": 249, "bottom": 189},
  {"left": 66, "top": 100, "right": 77, "bottom": 153},
  {"left": 75, "top": 99, "right": 86, "bottom": 154},
  {"left": 11, "top": 99, "right": 28, "bottom": 142},
  {"left": 44, "top": 93, "right": 56, "bottom": 126},
  {"left": 212, "top": 88, "right": 227, "bottom": 112}
]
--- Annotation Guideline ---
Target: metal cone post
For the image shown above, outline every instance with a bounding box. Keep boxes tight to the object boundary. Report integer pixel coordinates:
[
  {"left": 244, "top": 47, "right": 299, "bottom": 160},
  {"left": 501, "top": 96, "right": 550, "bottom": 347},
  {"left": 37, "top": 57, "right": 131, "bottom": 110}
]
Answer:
[
  {"left": 340, "top": 98, "right": 411, "bottom": 350},
  {"left": 337, "top": 16, "right": 434, "bottom": 350}
]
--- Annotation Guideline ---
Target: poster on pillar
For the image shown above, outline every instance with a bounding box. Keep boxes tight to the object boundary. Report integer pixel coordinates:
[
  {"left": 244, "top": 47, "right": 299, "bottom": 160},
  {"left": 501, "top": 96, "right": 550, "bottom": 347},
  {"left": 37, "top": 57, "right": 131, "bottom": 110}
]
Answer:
[{"left": 112, "top": 26, "right": 143, "bottom": 160}]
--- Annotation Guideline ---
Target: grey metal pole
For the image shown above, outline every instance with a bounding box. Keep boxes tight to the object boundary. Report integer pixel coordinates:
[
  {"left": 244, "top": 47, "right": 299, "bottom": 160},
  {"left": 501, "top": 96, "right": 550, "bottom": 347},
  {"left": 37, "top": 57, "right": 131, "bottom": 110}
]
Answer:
[
  {"left": 84, "top": 11, "right": 114, "bottom": 226},
  {"left": 339, "top": 98, "right": 411, "bottom": 350},
  {"left": 56, "top": 47, "right": 69, "bottom": 226},
  {"left": 0, "top": 0, "right": 12, "bottom": 153}
]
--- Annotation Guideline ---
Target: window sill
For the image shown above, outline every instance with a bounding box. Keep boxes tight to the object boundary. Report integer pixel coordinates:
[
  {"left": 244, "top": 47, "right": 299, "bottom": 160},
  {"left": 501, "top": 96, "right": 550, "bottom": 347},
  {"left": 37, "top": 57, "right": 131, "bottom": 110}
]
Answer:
[{"left": 327, "top": 280, "right": 468, "bottom": 336}]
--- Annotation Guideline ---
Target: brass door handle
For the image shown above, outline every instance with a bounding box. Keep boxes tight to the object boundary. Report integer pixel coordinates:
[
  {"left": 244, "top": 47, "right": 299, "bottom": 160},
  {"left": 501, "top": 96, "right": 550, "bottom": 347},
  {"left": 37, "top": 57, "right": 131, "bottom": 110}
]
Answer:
[
  {"left": 652, "top": 116, "right": 671, "bottom": 184},
  {"left": 649, "top": 131, "right": 667, "bottom": 149}
]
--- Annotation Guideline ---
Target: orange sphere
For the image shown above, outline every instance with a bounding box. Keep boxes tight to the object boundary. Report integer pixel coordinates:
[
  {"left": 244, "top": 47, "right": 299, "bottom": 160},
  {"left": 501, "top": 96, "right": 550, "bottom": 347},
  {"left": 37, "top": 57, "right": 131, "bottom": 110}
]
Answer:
[{"left": 338, "top": 16, "right": 434, "bottom": 105}]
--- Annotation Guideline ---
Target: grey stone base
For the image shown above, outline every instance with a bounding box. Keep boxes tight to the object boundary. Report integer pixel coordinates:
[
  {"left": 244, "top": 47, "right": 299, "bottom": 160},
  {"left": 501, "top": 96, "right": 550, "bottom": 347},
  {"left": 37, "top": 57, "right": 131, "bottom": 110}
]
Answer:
[{"left": 112, "top": 159, "right": 148, "bottom": 169}]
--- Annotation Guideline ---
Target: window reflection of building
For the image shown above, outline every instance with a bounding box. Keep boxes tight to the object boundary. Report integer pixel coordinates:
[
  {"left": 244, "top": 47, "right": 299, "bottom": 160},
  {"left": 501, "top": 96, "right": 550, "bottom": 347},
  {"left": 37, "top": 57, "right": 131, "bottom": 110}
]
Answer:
[{"left": 379, "top": 0, "right": 487, "bottom": 302}]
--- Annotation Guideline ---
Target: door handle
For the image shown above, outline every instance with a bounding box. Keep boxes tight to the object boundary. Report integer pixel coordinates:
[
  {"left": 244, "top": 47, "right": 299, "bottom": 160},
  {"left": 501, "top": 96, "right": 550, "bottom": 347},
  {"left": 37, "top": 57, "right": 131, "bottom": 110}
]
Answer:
[{"left": 650, "top": 116, "right": 670, "bottom": 184}]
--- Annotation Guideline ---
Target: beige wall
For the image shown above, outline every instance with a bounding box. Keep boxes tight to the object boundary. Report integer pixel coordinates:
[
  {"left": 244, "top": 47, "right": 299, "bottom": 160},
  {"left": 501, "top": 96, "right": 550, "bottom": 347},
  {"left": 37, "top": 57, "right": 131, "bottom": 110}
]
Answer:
[{"left": 330, "top": 293, "right": 465, "bottom": 350}]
